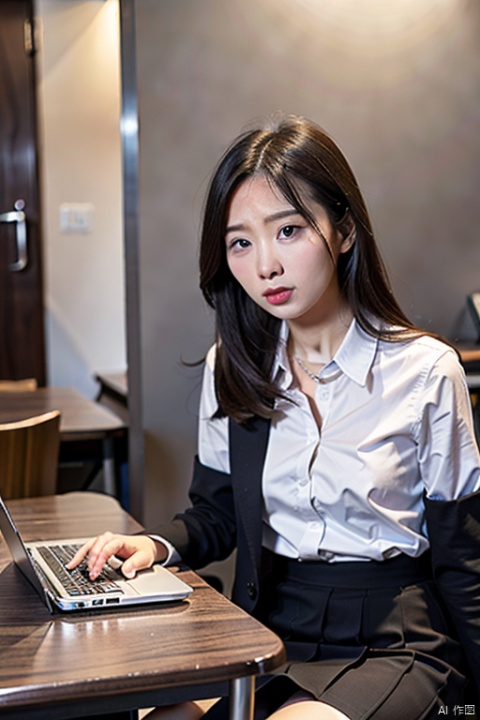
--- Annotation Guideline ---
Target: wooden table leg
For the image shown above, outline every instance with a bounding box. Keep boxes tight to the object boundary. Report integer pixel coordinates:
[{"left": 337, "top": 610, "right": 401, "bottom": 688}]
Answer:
[{"left": 229, "top": 676, "right": 254, "bottom": 720}]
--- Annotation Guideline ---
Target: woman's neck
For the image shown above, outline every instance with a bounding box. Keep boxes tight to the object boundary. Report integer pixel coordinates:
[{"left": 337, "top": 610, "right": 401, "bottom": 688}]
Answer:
[{"left": 287, "top": 302, "right": 353, "bottom": 365}]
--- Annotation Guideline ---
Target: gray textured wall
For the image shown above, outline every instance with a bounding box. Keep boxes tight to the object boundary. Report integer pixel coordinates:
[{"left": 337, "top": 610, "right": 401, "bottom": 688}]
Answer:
[{"left": 135, "top": 0, "right": 480, "bottom": 529}]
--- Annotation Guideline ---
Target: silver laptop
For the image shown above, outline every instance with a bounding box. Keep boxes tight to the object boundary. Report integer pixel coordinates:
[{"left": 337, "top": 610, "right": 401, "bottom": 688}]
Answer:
[{"left": 0, "top": 494, "right": 192, "bottom": 613}]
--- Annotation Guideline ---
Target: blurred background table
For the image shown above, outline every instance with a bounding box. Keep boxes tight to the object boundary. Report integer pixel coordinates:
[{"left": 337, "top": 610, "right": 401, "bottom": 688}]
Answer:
[
  {"left": 457, "top": 344, "right": 480, "bottom": 444},
  {"left": 95, "top": 370, "right": 128, "bottom": 424},
  {"left": 0, "top": 386, "right": 127, "bottom": 500}
]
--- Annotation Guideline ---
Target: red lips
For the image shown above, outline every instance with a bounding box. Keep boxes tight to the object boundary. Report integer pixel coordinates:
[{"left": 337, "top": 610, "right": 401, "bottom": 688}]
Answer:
[{"left": 263, "top": 287, "right": 293, "bottom": 305}]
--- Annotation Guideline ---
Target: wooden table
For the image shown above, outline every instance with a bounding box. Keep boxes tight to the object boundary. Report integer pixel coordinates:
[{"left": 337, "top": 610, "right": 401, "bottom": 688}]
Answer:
[
  {"left": 465, "top": 374, "right": 480, "bottom": 443},
  {"left": 457, "top": 345, "right": 480, "bottom": 369},
  {"left": 95, "top": 370, "right": 129, "bottom": 424},
  {"left": 456, "top": 344, "right": 480, "bottom": 443},
  {"left": 0, "top": 493, "right": 286, "bottom": 720},
  {"left": 0, "top": 387, "right": 126, "bottom": 496}
]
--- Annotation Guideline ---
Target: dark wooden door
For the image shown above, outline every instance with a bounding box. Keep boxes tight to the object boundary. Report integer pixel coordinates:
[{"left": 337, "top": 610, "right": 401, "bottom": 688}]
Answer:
[{"left": 0, "top": 0, "right": 46, "bottom": 384}]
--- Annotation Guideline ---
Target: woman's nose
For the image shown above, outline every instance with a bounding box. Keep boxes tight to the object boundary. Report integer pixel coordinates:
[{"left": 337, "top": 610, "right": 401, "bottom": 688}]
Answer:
[{"left": 257, "top": 246, "right": 283, "bottom": 280}]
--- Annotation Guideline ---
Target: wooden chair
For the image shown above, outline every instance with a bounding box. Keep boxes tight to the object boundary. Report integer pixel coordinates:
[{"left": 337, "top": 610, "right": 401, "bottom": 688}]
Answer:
[
  {"left": 0, "top": 378, "right": 38, "bottom": 392},
  {"left": 0, "top": 411, "right": 61, "bottom": 499}
]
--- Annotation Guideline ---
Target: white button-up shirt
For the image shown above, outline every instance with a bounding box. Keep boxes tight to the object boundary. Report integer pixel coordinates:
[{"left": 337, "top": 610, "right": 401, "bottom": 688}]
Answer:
[{"left": 199, "top": 319, "right": 480, "bottom": 562}]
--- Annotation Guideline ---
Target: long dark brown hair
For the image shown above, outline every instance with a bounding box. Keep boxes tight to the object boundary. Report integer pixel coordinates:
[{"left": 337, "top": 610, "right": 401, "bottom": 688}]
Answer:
[{"left": 199, "top": 116, "right": 420, "bottom": 422}]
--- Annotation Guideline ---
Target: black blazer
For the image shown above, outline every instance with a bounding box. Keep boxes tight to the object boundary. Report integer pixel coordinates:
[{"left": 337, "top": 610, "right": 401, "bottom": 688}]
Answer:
[
  {"left": 151, "top": 415, "right": 270, "bottom": 613},
  {"left": 149, "top": 414, "right": 480, "bottom": 698}
]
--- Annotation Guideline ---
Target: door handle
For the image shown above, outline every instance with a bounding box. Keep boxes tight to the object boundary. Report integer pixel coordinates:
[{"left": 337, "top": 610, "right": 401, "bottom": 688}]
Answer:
[{"left": 0, "top": 199, "right": 28, "bottom": 272}]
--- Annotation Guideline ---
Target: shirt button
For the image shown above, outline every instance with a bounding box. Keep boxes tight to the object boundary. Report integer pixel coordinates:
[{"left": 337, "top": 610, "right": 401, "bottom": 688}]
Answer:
[
  {"left": 246, "top": 582, "right": 257, "bottom": 599},
  {"left": 318, "top": 550, "right": 334, "bottom": 561}
]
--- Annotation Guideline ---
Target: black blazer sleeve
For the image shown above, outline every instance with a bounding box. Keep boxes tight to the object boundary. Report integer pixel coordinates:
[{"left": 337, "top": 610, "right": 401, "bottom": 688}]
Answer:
[
  {"left": 424, "top": 490, "right": 480, "bottom": 699},
  {"left": 145, "top": 416, "right": 271, "bottom": 613},
  {"left": 148, "top": 455, "right": 237, "bottom": 570}
]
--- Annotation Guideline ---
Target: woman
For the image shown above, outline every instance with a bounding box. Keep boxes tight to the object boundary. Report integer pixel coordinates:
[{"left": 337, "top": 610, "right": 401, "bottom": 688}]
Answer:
[{"left": 69, "top": 116, "right": 480, "bottom": 720}]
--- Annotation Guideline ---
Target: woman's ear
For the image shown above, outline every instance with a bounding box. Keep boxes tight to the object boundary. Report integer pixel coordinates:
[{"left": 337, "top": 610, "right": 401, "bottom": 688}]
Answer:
[{"left": 339, "top": 212, "right": 356, "bottom": 254}]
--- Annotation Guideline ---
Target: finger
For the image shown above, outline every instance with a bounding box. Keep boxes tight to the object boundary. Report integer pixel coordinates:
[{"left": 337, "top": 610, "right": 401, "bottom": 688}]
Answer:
[
  {"left": 120, "top": 553, "right": 143, "bottom": 579},
  {"left": 87, "top": 534, "right": 127, "bottom": 579},
  {"left": 65, "top": 537, "right": 97, "bottom": 569},
  {"left": 121, "top": 544, "right": 155, "bottom": 579}
]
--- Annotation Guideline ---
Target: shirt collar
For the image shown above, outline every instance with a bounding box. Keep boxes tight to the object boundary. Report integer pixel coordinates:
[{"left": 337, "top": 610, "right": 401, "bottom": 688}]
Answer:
[
  {"left": 274, "top": 317, "right": 378, "bottom": 389},
  {"left": 275, "top": 322, "right": 293, "bottom": 389},
  {"left": 333, "top": 318, "right": 378, "bottom": 386}
]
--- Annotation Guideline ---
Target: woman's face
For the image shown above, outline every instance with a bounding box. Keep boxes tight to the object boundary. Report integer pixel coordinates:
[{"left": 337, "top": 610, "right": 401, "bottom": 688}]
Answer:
[{"left": 225, "top": 174, "right": 353, "bottom": 326}]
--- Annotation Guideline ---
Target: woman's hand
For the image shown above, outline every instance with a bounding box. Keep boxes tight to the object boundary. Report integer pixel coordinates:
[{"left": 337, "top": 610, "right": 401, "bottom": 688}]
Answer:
[{"left": 65, "top": 532, "right": 167, "bottom": 580}]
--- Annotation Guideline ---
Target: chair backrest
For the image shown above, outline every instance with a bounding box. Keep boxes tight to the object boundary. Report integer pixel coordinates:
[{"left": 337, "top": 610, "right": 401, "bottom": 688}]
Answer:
[
  {"left": 0, "top": 379, "right": 38, "bottom": 392},
  {"left": 0, "top": 411, "right": 61, "bottom": 499}
]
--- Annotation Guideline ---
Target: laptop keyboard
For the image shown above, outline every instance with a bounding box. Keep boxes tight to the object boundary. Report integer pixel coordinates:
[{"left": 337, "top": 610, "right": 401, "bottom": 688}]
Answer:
[{"left": 37, "top": 544, "right": 124, "bottom": 596}]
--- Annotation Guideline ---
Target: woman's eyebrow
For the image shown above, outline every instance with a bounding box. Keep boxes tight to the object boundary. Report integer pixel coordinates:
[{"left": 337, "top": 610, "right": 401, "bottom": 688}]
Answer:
[
  {"left": 265, "top": 209, "right": 302, "bottom": 224},
  {"left": 226, "top": 209, "right": 301, "bottom": 234}
]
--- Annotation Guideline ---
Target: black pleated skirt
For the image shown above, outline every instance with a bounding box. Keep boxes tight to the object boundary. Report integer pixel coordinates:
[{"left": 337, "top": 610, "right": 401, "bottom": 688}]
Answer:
[{"left": 205, "top": 550, "right": 474, "bottom": 720}]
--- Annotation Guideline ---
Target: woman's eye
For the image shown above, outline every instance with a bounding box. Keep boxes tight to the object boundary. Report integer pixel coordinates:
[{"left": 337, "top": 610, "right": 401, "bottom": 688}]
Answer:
[
  {"left": 228, "top": 237, "right": 251, "bottom": 251},
  {"left": 280, "top": 225, "right": 299, "bottom": 239}
]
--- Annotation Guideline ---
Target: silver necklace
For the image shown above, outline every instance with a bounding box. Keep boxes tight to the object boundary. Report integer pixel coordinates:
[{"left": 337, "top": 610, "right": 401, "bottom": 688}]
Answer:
[{"left": 294, "top": 355, "right": 342, "bottom": 384}]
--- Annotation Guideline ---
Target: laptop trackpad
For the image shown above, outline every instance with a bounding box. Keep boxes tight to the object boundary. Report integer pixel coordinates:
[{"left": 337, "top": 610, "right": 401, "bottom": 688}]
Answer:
[{"left": 125, "top": 565, "right": 191, "bottom": 597}]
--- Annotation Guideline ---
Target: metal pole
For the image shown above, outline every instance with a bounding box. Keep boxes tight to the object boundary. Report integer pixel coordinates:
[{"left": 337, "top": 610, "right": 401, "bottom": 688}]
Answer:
[
  {"left": 229, "top": 676, "right": 255, "bottom": 720},
  {"left": 118, "top": 0, "right": 144, "bottom": 522}
]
